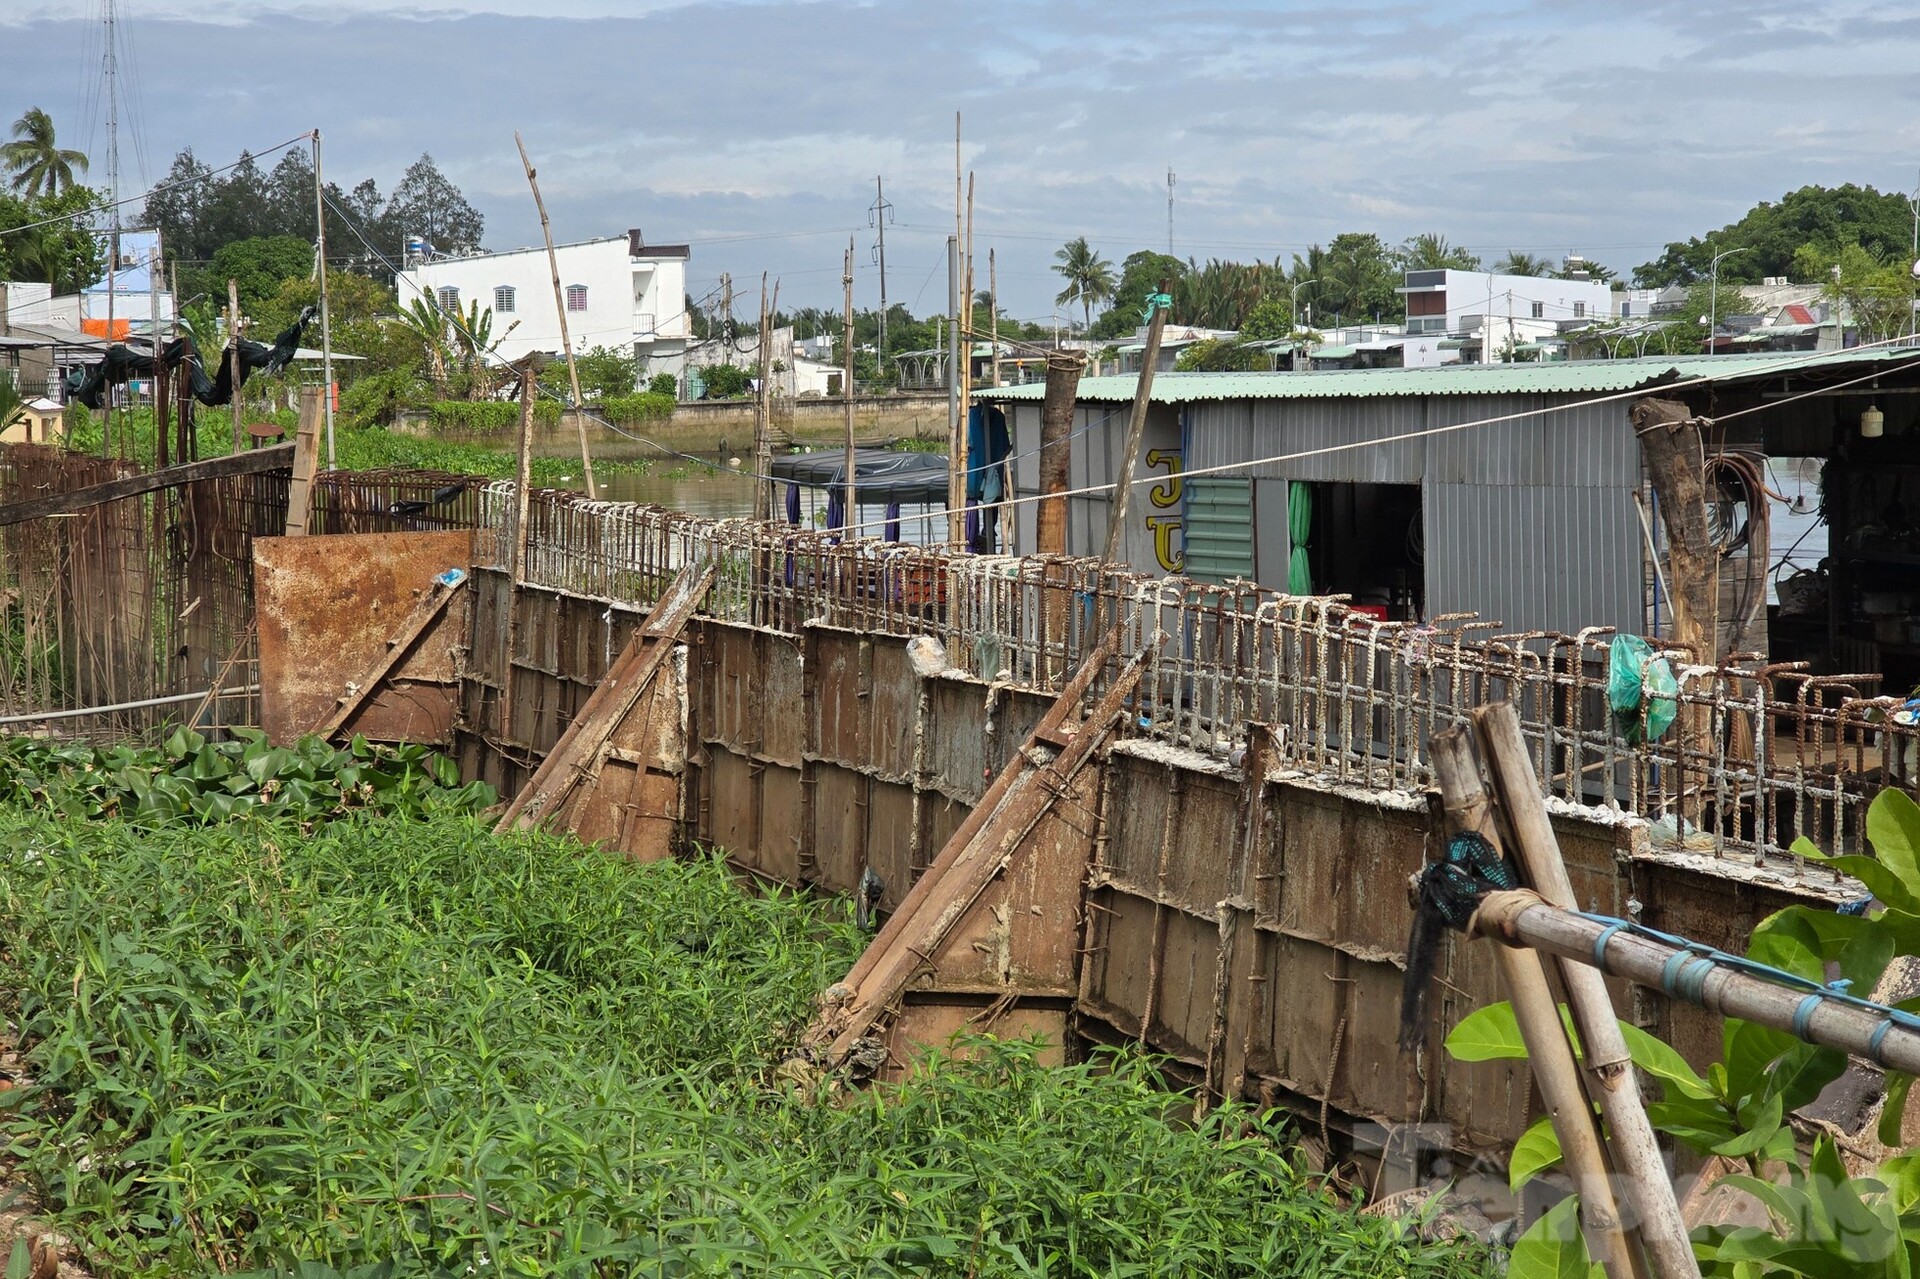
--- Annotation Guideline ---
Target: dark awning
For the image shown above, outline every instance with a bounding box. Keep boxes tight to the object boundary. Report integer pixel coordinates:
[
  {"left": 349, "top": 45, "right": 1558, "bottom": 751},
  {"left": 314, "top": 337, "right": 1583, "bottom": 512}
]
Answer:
[{"left": 769, "top": 447, "right": 948, "bottom": 504}]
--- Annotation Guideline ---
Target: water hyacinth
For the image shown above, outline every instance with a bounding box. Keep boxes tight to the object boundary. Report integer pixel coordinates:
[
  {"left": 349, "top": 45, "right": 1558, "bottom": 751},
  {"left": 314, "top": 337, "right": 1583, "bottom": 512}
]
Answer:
[{"left": 0, "top": 808, "right": 1486, "bottom": 1277}]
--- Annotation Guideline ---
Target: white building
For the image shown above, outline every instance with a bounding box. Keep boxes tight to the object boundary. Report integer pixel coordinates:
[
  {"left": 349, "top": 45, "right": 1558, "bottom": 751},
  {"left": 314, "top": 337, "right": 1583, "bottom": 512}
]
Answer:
[
  {"left": 400, "top": 229, "right": 689, "bottom": 381},
  {"left": 1, "top": 229, "right": 175, "bottom": 339},
  {"left": 1395, "top": 268, "right": 1615, "bottom": 366}
]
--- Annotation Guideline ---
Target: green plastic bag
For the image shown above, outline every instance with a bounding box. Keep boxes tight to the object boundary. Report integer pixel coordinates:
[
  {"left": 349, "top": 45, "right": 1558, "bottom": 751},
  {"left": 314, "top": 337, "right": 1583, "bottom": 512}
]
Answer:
[{"left": 1608, "top": 634, "right": 1678, "bottom": 744}]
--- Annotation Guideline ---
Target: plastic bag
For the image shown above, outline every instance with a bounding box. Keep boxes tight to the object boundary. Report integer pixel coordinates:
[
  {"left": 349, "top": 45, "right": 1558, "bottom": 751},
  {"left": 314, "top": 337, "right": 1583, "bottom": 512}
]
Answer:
[{"left": 1608, "top": 634, "right": 1678, "bottom": 744}]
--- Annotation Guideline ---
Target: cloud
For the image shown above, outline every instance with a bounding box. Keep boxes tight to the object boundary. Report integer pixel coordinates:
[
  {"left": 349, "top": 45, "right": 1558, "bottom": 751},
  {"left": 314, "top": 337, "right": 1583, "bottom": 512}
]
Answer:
[{"left": 6, "top": 0, "right": 1918, "bottom": 319}]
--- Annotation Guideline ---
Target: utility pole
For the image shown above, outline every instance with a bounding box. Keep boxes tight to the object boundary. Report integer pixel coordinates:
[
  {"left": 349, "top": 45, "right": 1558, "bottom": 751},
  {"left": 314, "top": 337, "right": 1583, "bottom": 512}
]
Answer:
[
  {"left": 1167, "top": 167, "right": 1175, "bottom": 256},
  {"left": 753, "top": 275, "right": 772, "bottom": 523},
  {"left": 870, "top": 176, "right": 892, "bottom": 367},
  {"left": 515, "top": 131, "right": 596, "bottom": 498},
  {"left": 720, "top": 272, "right": 733, "bottom": 341},
  {"left": 842, "top": 238, "right": 856, "bottom": 537},
  {"left": 312, "top": 130, "right": 337, "bottom": 469},
  {"left": 101, "top": 0, "right": 120, "bottom": 456}
]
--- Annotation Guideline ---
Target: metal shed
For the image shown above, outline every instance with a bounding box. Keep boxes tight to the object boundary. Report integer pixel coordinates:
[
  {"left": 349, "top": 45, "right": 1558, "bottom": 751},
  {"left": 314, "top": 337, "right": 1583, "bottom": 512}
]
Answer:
[{"left": 983, "top": 350, "right": 1918, "bottom": 639}]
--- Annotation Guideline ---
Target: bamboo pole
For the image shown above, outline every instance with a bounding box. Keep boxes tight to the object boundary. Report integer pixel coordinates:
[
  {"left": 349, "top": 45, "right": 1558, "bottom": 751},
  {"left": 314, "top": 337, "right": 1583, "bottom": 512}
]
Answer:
[
  {"left": 842, "top": 238, "right": 856, "bottom": 536},
  {"left": 753, "top": 277, "right": 772, "bottom": 523},
  {"left": 514, "top": 131, "right": 596, "bottom": 499},
  {"left": 1476, "top": 892, "right": 1920, "bottom": 1077},
  {"left": 1430, "top": 727, "right": 1636, "bottom": 1279},
  {"left": 1473, "top": 703, "right": 1700, "bottom": 1279},
  {"left": 1100, "top": 286, "right": 1170, "bottom": 567},
  {"left": 501, "top": 358, "right": 537, "bottom": 746},
  {"left": 227, "top": 278, "right": 245, "bottom": 454}
]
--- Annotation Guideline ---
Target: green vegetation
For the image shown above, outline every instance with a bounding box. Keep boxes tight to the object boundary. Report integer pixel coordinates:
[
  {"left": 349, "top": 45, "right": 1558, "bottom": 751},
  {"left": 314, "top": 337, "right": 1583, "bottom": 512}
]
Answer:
[
  {"left": 0, "top": 795, "right": 1483, "bottom": 1278},
  {"left": 600, "top": 390, "right": 675, "bottom": 425},
  {"left": 0, "top": 728, "right": 493, "bottom": 825},
  {"left": 331, "top": 429, "right": 652, "bottom": 485},
  {"left": 424, "top": 400, "right": 562, "bottom": 434},
  {"left": 1445, "top": 786, "right": 1920, "bottom": 1274},
  {"left": 1635, "top": 183, "right": 1918, "bottom": 287}
]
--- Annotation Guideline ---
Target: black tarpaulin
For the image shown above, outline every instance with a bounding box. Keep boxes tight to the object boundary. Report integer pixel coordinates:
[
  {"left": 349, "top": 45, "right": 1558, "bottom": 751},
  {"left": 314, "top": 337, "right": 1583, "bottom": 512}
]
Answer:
[
  {"left": 769, "top": 448, "right": 949, "bottom": 504},
  {"left": 65, "top": 306, "right": 316, "bottom": 410}
]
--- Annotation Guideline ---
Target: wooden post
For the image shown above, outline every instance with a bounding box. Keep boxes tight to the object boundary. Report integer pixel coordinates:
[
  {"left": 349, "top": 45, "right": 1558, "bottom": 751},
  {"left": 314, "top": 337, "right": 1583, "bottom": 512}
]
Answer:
[
  {"left": 989, "top": 248, "right": 1000, "bottom": 389},
  {"left": 515, "top": 131, "right": 596, "bottom": 499},
  {"left": 842, "top": 238, "right": 857, "bottom": 536},
  {"left": 753, "top": 276, "right": 772, "bottom": 523},
  {"left": 957, "top": 172, "right": 976, "bottom": 549},
  {"left": 501, "top": 358, "right": 538, "bottom": 746},
  {"left": 1473, "top": 704, "right": 1701, "bottom": 1279},
  {"left": 1036, "top": 352, "right": 1083, "bottom": 556},
  {"left": 227, "top": 278, "right": 245, "bottom": 454},
  {"left": 283, "top": 387, "right": 322, "bottom": 537},
  {"left": 1429, "top": 727, "right": 1637, "bottom": 1279},
  {"left": 1100, "top": 284, "right": 1170, "bottom": 567}
]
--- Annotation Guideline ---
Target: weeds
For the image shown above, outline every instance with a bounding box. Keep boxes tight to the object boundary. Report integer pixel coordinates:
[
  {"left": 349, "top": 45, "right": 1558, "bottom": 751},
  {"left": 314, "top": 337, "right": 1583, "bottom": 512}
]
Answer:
[{"left": 0, "top": 807, "right": 1485, "bottom": 1277}]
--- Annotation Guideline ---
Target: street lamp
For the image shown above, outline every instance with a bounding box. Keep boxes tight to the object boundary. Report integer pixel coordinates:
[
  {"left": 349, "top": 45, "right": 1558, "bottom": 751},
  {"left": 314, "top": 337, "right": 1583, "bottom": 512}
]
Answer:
[
  {"left": 1290, "top": 277, "right": 1317, "bottom": 332},
  {"left": 1706, "top": 246, "right": 1751, "bottom": 354}
]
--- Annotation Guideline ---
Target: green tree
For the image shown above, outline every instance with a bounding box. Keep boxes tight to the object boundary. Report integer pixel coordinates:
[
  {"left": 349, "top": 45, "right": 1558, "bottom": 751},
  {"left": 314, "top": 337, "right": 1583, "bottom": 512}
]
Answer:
[
  {"left": 1795, "top": 242, "right": 1916, "bottom": 343},
  {"left": 1239, "top": 295, "right": 1300, "bottom": 341},
  {"left": 1052, "top": 236, "right": 1116, "bottom": 333},
  {"left": 1174, "top": 257, "right": 1289, "bottom": 330},
  {"left": 1494, "top": 250, "right": 1551, "bottom": 276},
  {"left": 1089, "top": 251, "right": 1186, "bottom": 339},
  {"left": 0, "top": 186, "right": 105, "bottom": 293},
  {"left": 542, "top": 345, "right": 636, "bottom": 403},
  {"left": 1172, "top": 338, "right": 1260, "bottom": 372},
  {"left": 1635, "top": 183, "right": 1915, "bottom": 287},
  {"left": 209, "top": 235, "right": 316, "bottom": 317},
  {"left": 696, "top": 363, "right": 752, "bottom": 399},
  {"left": 1399, "top": 233, "right": 1480, "bottom": 272},
  {"left": 1, "top": 108, "right": 87, "bottom": 199},
  {"left": 1315, "top": 232, "right": 1401, "bottom": 323}
]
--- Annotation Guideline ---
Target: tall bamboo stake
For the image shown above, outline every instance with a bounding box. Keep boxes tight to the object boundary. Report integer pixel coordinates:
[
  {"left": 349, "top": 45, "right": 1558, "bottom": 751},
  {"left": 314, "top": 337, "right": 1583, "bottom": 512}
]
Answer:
[
  {"left": 514, "top": 131, "right": 596, "bottom": 499},
  {"left": 842, "top": 238, "right": 856, "bottom": 535},
  {"left": 1430, "top": 727, "right": 1637, "bottom": 1279}
]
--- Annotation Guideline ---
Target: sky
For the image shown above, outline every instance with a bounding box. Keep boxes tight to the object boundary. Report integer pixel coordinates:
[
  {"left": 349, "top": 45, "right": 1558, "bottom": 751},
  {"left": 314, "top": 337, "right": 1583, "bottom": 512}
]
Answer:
[{"left": 6, "top": 0, "right": 1920, "bottom": 326}]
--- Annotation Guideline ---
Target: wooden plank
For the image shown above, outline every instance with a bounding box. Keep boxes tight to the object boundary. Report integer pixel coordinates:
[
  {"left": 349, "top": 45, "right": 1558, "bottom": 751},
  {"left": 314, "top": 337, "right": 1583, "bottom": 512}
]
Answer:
[
  {"left": 314, "top": 569, "right": 466, "bottom": 741},
  {"left": 496, "top": 564, "right": 713, "bottom": 831},
  {"left": 283, "top": 388, "right": 322, "bottom": 537},
  {"left": 814, "top": 635, "right": 1157, "bottom": 1065},
  {"left": 0, "top": 442, "right": 293, "bottom": 528}
]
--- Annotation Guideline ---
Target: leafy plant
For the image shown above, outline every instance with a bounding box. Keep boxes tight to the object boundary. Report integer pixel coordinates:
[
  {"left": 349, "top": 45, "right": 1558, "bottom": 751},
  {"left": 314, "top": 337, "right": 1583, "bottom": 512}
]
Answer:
[
  {"left": 599, "top": 390, "right": 674, "bottom": 425},
  {"left": 0, "top": 728, "right": 493, "bottom": 825},
  {"left": 1444, "top": 786, "right": 1920, "bottom": 1275}
]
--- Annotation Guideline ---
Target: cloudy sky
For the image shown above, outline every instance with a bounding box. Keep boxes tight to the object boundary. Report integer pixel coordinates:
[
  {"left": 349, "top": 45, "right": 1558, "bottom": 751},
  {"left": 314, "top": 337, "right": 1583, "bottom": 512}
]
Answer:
[{"left": 6, "top": 0, "right": 1920, "bottom": 323}]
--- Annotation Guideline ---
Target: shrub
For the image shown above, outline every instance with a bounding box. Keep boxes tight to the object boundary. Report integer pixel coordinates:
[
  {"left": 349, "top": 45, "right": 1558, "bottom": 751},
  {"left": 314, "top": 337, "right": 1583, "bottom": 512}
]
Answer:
[
  {"left": 601, "top": 390, "right": 675, "bottom": 424},
  {"left": 696, "top": 363, "right": 753, "bottom": 399},
  {"left": 647, "top": 372, "right": 679, "bottom": 398},
  {"left": 426, "top": 399, "right": 561, "bottom": 434}
]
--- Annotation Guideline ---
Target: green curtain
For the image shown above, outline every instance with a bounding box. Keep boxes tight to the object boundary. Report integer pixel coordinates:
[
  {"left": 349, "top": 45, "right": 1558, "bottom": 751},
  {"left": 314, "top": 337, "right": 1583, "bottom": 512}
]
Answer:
[{"left": 1287, "top": 481, "right": 1313, "bottom": 595}]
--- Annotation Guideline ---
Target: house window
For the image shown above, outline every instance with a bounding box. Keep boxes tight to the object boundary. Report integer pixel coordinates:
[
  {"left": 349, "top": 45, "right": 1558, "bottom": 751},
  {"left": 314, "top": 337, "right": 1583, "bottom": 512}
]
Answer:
[
  {"left": 494, "top": 285, "right": 515, "bottom": 313},
  {"left": 436, "top": 286, "right": 460, "bottom": 312},
  {"left": 1573, "top": 302, "right": 1586, "bottom": 318},
  {"left": 566, "top": 284, "right": 588, "bottom": 312},
  {"left": 1530, "top": 301, "right": 1545, "bottom": 319}
]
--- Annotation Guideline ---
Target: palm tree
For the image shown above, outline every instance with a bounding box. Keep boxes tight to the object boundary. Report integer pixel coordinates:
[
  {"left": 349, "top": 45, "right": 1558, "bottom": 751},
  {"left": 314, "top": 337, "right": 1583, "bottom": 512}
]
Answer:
[
  {"left": 1052, "top": 237, "right": 1115, "bottom": 332},
  {"left": 1495, "top": 251, "right": 1551, "bottom": 277},
  {"left": 2, "top": 109, "right": 88, "bottom": 199},
  {"left": 0, "top": 372, "right": 28, "bottom": 437},
  {"left": 394, "top": 296, "right": 453, "bottom": 395},
  {"left": 1400, "top": 233, "right": 1481, "bottom": 272}
]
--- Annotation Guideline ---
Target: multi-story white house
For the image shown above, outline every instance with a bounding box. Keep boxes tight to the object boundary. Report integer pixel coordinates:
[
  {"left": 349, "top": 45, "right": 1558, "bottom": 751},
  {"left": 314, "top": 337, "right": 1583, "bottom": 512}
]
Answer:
[
  {"left": 1395, "top": 268, "right": 1615, "bottom": 366},
  {"left": 401, "top": 229, "right": 689, "bottom": 383}
]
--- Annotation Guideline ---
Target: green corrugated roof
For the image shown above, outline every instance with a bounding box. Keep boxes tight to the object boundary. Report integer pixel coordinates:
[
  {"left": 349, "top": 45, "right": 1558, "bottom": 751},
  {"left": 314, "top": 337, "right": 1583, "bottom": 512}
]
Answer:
[{"left": 979, "top": 348, "right": 1919, "bottom": 403}]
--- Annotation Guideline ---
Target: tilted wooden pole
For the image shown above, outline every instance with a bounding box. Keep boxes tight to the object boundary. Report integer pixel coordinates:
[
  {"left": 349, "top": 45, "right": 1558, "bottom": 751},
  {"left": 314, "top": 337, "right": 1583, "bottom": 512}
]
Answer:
[
  {"left": 1430, "top": 727, "right": 1637, "bottom": 1279},
  {"left": 1100, "top": 286, "right": 1170, "bottom": 567},
  {"left": 1474, "top": 703, "right": 1700, "bottom": 1279},
  {"left": 514, "top": 131, "right": 596, "bottom": 499},
  {"left": 753, "top": 276, "right": 772, "bottom": 523}
]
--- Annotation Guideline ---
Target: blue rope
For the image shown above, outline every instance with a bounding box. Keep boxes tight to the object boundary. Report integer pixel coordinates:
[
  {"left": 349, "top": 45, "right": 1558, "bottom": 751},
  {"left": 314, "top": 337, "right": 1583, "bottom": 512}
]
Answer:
[{"left": 1577, "top": 910, "right": 1920, "bottom": 1065}]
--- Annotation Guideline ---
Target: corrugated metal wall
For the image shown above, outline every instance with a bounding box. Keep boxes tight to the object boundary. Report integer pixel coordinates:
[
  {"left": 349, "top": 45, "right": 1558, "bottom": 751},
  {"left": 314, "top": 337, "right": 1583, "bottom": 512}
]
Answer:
[{"left": 1183, "top": 393, "right": 1645, "bottom": 635}]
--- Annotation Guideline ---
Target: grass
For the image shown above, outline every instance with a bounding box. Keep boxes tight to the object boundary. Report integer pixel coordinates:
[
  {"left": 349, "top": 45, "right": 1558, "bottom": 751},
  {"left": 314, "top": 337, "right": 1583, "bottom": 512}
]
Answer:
[{"left": 0, "top": 806, "right": 1487, "bottom": 1278}]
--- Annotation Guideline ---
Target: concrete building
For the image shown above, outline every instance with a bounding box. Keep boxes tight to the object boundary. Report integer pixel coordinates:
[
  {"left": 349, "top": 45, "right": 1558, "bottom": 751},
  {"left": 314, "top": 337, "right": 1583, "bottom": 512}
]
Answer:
[
  {"left": 3, "top": 397, "right": 65, "bottom": 445},
  {"left": 400, "top": 230, "right": 689, "bottom": 381},
  {"left": 1396, "top": 268, "right": 1615, "bottom": 366}
]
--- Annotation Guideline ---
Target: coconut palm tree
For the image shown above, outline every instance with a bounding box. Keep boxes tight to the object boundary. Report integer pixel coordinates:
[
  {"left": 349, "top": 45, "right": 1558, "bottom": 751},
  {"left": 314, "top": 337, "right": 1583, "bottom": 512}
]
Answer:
[
  {"left": 1052, "top": 237, "right": 1115, "bottom": 333},
  {"left": 2, "top": 109, "right": 88, "bottom": 199},
  {"left": 1400, "top": 233, "right": 1481, "bottom": 272},
  {"left": 1495, "top": 251, "right": 1551, "bottom": 277}
]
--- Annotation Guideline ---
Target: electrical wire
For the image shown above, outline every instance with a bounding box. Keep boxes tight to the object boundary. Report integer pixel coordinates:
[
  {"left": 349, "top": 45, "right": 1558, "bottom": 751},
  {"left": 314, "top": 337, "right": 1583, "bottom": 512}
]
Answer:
[{"left": 0, "top": 131, "right": 315, "bottom": 240}]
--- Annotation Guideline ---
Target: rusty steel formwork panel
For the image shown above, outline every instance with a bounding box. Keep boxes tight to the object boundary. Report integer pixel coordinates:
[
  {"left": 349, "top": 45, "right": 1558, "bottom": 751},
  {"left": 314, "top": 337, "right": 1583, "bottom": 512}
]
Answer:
[
  {"left": 760, "top": 635, "right": 808, "bottom": 767},
  {"left": 253, "top": 530, "right": 473, "bottom": 743},
  {"left": 806, "top": 762, "right": 869, "bottom": 895}
]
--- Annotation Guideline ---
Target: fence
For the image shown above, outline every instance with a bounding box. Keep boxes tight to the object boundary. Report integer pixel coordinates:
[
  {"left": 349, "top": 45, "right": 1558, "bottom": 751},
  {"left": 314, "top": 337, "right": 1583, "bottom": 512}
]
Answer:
[
  {"left": 475, "top": 481, "right": 1905, "bottom": 874},
  {"left": 0, "top": 447, "right": 490, "bottom": 741}
]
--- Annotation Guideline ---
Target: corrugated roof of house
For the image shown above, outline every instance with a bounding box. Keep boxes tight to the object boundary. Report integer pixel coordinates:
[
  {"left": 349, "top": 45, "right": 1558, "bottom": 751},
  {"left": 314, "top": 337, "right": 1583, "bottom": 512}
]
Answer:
[{"left": 979, "top": 348, "right": 1920, "bottom": 403}]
